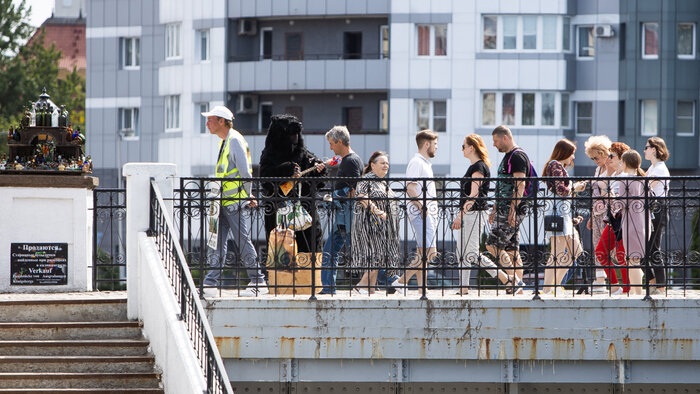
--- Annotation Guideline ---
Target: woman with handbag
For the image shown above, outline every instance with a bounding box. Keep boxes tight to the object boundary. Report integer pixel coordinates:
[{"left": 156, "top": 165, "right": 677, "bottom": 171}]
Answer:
[
  {"left": 615, "top": 150, "right": 652, "bottom": 296},
  {"left": 451, "top": 134, "right": 518, "bottom": 295},
  {"left": 541, "top": 139, "right": 585, "bottom": 295},
  {"left": 594, "top": 142, "right": 630, "bottom": 295},
  {"left": 349, "top": 151, "right": 400, "bottom": 294}
]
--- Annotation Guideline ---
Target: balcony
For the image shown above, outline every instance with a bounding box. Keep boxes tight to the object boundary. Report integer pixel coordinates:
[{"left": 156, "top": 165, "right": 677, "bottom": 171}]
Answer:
[
  {"left": 227, "top": 57, "right": 389, "bottom": 92},
  {"left": 228, "top": 0, "right": 390, "bottom": 19}
]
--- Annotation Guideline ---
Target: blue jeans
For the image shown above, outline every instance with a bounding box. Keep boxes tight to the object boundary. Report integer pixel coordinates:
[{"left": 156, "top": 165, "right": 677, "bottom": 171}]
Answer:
[{"left": 320, "top": 224, "right": 351, "bottom": 294}]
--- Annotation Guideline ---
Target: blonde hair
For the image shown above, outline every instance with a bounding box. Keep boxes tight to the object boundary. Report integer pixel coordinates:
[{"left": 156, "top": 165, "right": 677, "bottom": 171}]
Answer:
[
  {"left": 584, "top": 135, "right": 612, "bottom": 159},
  {"left": 464, "top": 134, "right": 491, "bottom": 168}
]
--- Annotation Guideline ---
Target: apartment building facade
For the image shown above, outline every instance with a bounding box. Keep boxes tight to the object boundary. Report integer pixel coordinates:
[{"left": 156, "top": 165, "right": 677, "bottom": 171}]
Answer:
[{"left": 86, "top": 0, "right": 700, "bottom": 186}]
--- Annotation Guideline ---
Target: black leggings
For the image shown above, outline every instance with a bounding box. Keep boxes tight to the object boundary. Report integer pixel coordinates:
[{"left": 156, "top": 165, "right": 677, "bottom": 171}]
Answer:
[{"left": 644, "top": 198, "right": 667, "bottom": 286}]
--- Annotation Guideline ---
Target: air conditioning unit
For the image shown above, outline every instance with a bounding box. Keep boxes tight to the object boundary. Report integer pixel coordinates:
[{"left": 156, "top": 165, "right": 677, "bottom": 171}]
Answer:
[
  {"left": 595, "top": 24, "right": 614, "bottom": 38},
  {"left": 236, "top": 94, "right": 259, "bottom": 114},
  {"left": 238, "top": 19, "right": 257, "bottom": 36}
]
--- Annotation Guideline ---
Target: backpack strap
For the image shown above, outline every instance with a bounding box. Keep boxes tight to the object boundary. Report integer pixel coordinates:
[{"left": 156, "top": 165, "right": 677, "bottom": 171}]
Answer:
[{"left": 507, "top": 148, "right": 529, "bottom": 176}]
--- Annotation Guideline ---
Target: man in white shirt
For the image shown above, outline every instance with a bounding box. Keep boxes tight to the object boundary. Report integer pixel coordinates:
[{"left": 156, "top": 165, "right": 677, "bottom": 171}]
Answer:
[{"left": 391, "top": 129, "right": 439, "bottom": 292}]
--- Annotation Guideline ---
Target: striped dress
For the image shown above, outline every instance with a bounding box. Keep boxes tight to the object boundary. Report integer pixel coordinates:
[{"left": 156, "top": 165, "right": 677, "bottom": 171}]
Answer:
[{"left": 349, "top": 173, "right": 401, "bottom": 275}]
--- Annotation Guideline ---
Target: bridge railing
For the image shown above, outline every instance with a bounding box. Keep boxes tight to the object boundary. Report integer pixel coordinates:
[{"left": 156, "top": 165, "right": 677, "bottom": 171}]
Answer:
[{"left": 170, "top": 175, "right": 700, "bottom": 299}]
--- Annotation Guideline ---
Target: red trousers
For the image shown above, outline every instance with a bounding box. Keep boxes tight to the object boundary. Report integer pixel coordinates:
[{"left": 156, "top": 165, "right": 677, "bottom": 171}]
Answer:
[{"left": 595, "top": 225, "right": 629, "bottom": 292}]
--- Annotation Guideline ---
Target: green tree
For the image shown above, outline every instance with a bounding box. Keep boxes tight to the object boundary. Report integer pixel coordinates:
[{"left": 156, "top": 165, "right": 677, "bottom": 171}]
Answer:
[{"left": 0, "top": 1, "right": 86, "bottom": 155}]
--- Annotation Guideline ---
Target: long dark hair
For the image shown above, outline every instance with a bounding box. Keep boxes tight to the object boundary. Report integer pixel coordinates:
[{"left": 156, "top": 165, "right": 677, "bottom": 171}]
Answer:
[
  {"left": 622, "top": 150, "right": 646, "bottom": 176},
  {"left": 543, "top": 139, "right": 576, "bottom": 176},
  {"left": 362, "top": 151, "right": 388, "bottom": 175}
]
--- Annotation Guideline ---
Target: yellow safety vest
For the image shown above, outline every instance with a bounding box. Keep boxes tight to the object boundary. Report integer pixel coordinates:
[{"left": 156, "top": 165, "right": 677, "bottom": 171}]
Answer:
[{"left": 216, "top": 129, "right": 252, "bottom": 206}]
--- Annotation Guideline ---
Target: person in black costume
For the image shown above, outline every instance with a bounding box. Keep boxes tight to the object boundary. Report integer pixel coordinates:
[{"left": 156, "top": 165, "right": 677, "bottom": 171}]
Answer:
[{"left": 259, "top": 114, "right": 327, "bottom": 252}]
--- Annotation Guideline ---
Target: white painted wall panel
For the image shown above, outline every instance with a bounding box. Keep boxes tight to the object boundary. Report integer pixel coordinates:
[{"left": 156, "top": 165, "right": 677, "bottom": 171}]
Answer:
[
  {"left": 288, "top": 61, "right": 306, "bottom": 90},
  {"left": 429, "top": 60, "right": 452, "bottom": 90},
  {"left": 255, "top": 61, "right": 273, "bottom": 91},
  {"left": 344, "top": 61, "right": 366, "bottom": 89},
  {"left": 324, "top": 61, "right": 345, "bottom": 90}
]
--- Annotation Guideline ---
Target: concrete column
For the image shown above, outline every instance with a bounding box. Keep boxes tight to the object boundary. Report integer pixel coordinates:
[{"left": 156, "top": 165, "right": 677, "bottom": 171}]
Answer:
[{"left": 123, "top": 163, "right": 177, "bottom": 320}]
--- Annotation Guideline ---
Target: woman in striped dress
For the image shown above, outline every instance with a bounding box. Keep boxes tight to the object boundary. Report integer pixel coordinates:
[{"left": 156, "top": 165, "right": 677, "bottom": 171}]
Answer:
[{"left": 350, "top": 151, "right": 401, "bottom": 294}]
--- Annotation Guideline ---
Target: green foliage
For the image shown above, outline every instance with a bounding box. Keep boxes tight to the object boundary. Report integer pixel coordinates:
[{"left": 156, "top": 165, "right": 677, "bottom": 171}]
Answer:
[{"left": 0, "top": 2, "right": 86, "bottom": 155}]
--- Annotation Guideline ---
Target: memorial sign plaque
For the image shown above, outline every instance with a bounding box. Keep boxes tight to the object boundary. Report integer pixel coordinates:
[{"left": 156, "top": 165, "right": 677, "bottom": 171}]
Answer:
[{"left": 10, "top": 243, "right": 68, "bottom": 285}]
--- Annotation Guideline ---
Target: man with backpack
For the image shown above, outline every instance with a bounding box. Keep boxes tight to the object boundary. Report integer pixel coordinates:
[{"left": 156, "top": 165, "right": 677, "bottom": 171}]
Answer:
[{"left": 486, "top": 125, "right": 533, "bottom": 294}]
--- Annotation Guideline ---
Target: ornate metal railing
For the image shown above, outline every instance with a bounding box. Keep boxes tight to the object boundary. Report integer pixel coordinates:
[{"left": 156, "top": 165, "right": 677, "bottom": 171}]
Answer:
[
  {"left": 149, "top": 180, "right": 233, "bottom": 394},
  {"left": 92, "top": 188, "right": 127, "bottom": 290},
  {"left": 170, "top": 175, "right": 700, "bottom": 299}
]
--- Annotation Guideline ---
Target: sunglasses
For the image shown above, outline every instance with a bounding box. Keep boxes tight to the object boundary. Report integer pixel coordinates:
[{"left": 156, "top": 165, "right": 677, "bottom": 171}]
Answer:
[
  {"left": 461, "top": 144, "right": 466, "bottom": 149},
  {"left": 644, "top": 145, "right": 653, "bottom": 150},
  {"left": 608, "top": 154, "right": 615, "bottom": 159}
]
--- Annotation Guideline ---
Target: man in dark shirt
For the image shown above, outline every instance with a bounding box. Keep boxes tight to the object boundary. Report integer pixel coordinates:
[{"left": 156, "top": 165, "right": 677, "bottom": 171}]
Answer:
[
  {"left": 320, "top": 125, "right": 363, "bottom": 294},
  {"left": 486, "top": 125, "right": 528, "bottom": 292}
]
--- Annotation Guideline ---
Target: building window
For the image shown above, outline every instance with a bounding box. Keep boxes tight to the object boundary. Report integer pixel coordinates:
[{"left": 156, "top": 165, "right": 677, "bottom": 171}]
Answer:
[
  {"left": 343, "top": 107, "right": 363, "bottom": 132},
  {"left": 380, "top": 25, "right": 390, "bottom": 59},
  {"left": 522, "top": 93, "right": 535, "bottom": 125},
  {"left": 165, "top": 95, "right": 180, "bottom": 131},
  {"left": 541, "top": 92, "right": 555, "bottom": 126},
  {"left": 483, "top": 92, "right": 566, "bottom": 127},
  {"left": 260, "top": 28, "right": 273, "bottom": 60},
  {"left": 119, "top": 37, "right": 140, "bottom": 69},
  {"left": 562, "top": 17, "right": 571, "bottom": 51},
  {"left": 343, "top": 32, "right": 362, "bottom": 59},
  {"left": 678, "top": 23, "right": 696, "bottom": 59},
  {"left": 677, "top": 100, "right": 695, "bottom": 136},
  {"left": 482, "top": 93, "right": 496, "bottom": 125},
  {"left": 561, "top": 93, "right": 570, "bottom": 127},
  {"left": 166, "top": 23, "right": 181, "bottom": 59},
  {"left": 482, "top": 15, "right": 568, "bottom": 51},
  {"left": 502, "top": 93, "right": 515, "bottom": 125},
  {"left": 198, "top": 103, "right": 208, "bottom": 134},
  {"left": 416, "top": 100, "right": 447, "bottom": 132},
  {"left": 542, "top": 16, "right": 557, "bottom": 50},
  {"left": 641, "top": 99, "right": 658, "bottom": 136},
  {"left": 260, "top": 102, "right": 272, "bottom": 132},
  {"left": 576, "top": 102, "right": 593, "bottom": 134},
  {"left": 285, "top": 32, "right": 303, "bottom": 60},
  {"left": 642, "top": 22, "right": 659, "bottom": 59},
  {"left": 578, "top": 26, "right": 594, "bottom": 57},
  {"left": 196, "top": 29, "right": 209, "bottom": 62},
  {"left": 118, "top": 108, "right": 139, "bottom": 137},
  {"left": 483, "top": 16, "right": 497, "bottom": 49},
  {"left": 417, "top": 24, "right": 447, "bottom": 56},
  {"left": 379, "top": 100, "right": 388, "bottom": 132}
]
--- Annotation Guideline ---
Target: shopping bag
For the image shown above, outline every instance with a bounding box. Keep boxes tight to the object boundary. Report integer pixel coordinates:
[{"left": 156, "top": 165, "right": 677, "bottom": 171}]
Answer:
[{"left": 266, "top": 227, "right": 298, "bottom": 269}]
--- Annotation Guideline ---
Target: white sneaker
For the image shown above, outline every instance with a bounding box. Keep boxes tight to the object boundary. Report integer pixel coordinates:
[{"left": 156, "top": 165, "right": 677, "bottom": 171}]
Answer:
[
  {"left": 389, "top": 279, "right": 408, "bottom": 295},
  {"left": 610, "top": 287, "right": 623, "bottom": 296},
  {"left": 239, "top": 283, "right": 270, "bottom": 297}
]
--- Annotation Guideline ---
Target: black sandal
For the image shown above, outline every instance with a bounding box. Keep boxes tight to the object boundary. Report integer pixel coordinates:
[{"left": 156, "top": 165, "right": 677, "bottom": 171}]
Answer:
[{"left": 504, "top": 278, "right": 514, "bottom": 294}]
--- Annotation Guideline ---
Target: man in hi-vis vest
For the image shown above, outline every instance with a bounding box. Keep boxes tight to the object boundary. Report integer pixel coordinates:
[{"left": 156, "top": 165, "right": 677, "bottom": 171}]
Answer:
[{"left": 202, "top": 106, "right": 267, "bottom": 297}]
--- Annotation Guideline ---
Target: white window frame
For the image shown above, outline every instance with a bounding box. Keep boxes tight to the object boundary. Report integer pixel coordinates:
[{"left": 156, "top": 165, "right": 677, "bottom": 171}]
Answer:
[
  {"left": 576, "top": 26, "right": 595, "bottom": 59},
  {"left": 196, "top": 29, "right": 209, "bottom": 63},
  {"left": 677, "top": 23, "right": 696, "bottom": 59},
  {"left": 642, "top": 22, "right": 659, "bottom": 60},
  {"left": 677, "top": 100, "right": 695, "bottom": 136},
  {"left": 166, "top": 23, "right": 181, "bottom": 60},
  {"left": 260, "top": 27, "right": 273, "bottom": 60},
  {"left": 640, "top": 99, "right": 658, "bottom": 136},
  {"left": 480, "top": 91, "right": 564, "bottom": 128},
  {"left": 575, "top": 101, "right": 593, "bottom": 135},
  {"left": 165, "top": 95, "right": 181, "bottom": 131},
  {"left": 415, "top": 24, "right": 448, "bottom": 57},
  {"left": 120, "top": 37, "right": 140, "bottom": 69},
  {"left": 415, "top": 100, "right": 447, "bottom": 132},
  {"left": 118, "top": 108, "right": 139, "bottom": 138}
]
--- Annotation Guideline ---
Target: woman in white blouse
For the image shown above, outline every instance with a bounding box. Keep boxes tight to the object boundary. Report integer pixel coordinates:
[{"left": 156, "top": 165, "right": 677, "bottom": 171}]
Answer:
[{"left": 644, "top": 137, "right": 670, "bottom": 295}]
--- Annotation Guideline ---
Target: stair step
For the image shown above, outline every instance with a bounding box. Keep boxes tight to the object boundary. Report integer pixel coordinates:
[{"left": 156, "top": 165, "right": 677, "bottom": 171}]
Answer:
[
  {"left": 0, "top": 339, "right": 150, "bottom": 356},
  {"left": 0, "top": 373, "right": 161, "bottom": 389},
  {"left": 0, "top": 322, "right": 143, "bottom": 340},
  {"left": 0, "top": 356, "right": 155, "bottom": 373},
  {"left": 0, "top": 390, "right": 163, "bottom": 393},
  {"left": 0, "top": 297, "right": 127, "bottom": 322}
]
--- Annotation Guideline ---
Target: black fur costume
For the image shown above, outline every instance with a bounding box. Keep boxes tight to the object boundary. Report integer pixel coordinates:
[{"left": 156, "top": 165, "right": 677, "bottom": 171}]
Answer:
[{"left": 259, "top": 114, "right": 327, "bottom": 252}]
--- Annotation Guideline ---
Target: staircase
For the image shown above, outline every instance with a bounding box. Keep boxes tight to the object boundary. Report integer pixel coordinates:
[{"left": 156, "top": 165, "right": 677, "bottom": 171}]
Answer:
[{"left": 0, "top": 293, "right": 163, "bottom": 393}]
